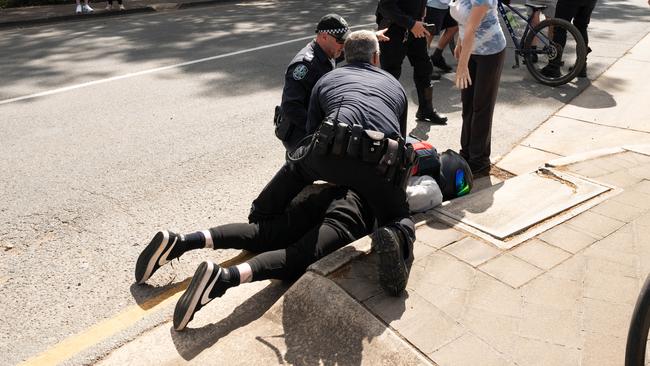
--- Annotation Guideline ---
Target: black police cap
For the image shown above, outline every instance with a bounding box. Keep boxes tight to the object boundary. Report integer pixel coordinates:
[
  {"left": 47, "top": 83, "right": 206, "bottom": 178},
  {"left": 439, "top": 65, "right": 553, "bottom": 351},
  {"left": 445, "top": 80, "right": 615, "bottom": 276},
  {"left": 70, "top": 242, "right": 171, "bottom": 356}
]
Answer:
[{"left": 316, "top": 14, "right": 350, "bottom": 41}]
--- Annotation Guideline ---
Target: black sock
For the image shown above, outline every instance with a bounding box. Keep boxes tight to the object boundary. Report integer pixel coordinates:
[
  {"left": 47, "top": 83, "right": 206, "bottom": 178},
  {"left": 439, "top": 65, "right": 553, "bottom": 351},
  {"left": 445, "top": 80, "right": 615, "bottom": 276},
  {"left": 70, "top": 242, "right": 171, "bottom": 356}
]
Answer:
[
  {"left": 208, "top": 266, "right": 240, "bottom": 298},
  {"left": 183, "top": 232, "right": 205, "bottom": 250}
]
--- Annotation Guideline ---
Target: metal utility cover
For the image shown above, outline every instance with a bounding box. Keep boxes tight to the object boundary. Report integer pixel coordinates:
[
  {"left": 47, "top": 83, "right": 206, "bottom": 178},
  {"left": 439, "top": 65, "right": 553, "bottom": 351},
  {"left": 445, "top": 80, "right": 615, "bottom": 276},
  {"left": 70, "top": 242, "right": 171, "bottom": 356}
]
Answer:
[{"left": 435, "top": 169, "right": 610, "bottom": 240}]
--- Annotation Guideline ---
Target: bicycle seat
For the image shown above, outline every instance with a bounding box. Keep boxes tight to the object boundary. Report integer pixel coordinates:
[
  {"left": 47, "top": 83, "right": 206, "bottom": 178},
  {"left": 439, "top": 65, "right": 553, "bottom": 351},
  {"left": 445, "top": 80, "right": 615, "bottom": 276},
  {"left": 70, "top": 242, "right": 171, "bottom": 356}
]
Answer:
[{"left": 524, "top": 3, "right": 548, "bottom": 10}]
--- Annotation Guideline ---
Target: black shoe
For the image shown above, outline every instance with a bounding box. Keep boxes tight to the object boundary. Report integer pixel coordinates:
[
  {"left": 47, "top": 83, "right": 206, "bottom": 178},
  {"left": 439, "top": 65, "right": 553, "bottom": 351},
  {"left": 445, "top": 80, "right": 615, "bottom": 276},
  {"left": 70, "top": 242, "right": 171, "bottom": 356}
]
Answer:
[
  {"left": 470, "top": 163, "right": 491, "bottom": 177},
  {"left": 173, "top": 261, "right": 231, "bottom": 331},
  {"left": 569, "top": 63, "right": 587, "bottom": 78},
  {"left": 373, "top": 227, "right": 410, "bottom": 296},
  {"left": 540, "top": 64, "right": 561, "bottom": 78},
  {"left": 135, "top": 230, "right": 181, "bottom": 284},
  {"left": 431, "top": 54, "right": 453, "bottom": 73},
  {"left": 416, "top": 109, "right": 448, "bottom": 124},
  {"left": 431, "top": 69, "right": 442, "bottom": 80}
]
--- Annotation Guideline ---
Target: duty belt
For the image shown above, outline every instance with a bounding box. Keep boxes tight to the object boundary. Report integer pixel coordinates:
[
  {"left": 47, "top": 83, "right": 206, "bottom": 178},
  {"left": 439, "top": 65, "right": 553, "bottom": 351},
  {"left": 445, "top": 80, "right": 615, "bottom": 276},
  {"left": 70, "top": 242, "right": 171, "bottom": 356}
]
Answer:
[{"left": 311, "top": 118, "right": 417, "bottom": 188}]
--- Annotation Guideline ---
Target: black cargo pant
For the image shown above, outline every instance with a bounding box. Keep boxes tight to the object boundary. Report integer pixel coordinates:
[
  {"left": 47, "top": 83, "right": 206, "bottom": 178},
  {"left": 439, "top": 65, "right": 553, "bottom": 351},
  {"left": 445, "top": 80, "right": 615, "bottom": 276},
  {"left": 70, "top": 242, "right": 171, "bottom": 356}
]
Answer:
[
  {"left": 553, "top": 0, "right": 597, "bottom": 50},
  {"left": 210, "top": 186, "right": 374, "bottom": 281},
  {"left": 249, "top": 151, "right": 416, "bottom": 250},
  {"left": 379, "top": 25, "right": 433, "bottom": 91},
  {"left": 459, "top": 49, "right": 506, "bottom": 171}
]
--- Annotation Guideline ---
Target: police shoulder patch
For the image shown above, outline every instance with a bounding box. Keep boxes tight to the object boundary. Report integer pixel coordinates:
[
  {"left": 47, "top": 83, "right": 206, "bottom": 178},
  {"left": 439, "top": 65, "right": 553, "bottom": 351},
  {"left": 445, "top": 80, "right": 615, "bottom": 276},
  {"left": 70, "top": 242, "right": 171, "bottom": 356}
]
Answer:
[{"left": 292, "top": 64, "right": 308, "bottom": 80}]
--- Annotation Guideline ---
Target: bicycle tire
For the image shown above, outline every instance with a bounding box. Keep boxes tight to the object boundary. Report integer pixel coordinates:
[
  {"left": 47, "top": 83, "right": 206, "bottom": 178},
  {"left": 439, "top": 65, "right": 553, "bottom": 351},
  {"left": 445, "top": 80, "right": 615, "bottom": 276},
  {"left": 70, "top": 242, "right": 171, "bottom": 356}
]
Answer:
[
  {"left": 522, "top": 18, "right": 587, "bottom": 87},
  {"left": 625, "top": 273, "right": 650, "bottom": 366}
]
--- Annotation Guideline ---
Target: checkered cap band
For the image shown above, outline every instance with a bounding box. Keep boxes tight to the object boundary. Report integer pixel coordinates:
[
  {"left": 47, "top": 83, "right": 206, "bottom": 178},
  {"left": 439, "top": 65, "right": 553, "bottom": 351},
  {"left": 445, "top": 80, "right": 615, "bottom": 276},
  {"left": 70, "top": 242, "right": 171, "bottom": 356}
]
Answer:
[{"left": 317, "top": 28, "right": 349, "bottom": 35}]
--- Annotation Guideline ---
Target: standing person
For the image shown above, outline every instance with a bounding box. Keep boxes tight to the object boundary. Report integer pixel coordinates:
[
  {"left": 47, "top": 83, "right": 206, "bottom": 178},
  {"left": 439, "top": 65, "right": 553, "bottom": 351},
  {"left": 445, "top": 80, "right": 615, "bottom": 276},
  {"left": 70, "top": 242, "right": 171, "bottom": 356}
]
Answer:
[
  {"left": 274, "top": 14, "right": 349, "bottom": 152},
  {"left": 541, "top": 0, "right": 597, "bottom": 78},
  {"left": 425, "top": 0, "right": 460, "bottom": 74},
  {"left": 376, "top": 0, "right": 449, "bottom": 125},
  {"left": 105, "top": 0, "right": 125, "bottom": 10},
  {"left": 75, "top": 0, "right": 93, "bottom": 14},
  {"left": 251, "top": 30, "right": 417, "bottom": 298},
  {"left": 451, "top": 0, "right": 506, "bottom": 175}
]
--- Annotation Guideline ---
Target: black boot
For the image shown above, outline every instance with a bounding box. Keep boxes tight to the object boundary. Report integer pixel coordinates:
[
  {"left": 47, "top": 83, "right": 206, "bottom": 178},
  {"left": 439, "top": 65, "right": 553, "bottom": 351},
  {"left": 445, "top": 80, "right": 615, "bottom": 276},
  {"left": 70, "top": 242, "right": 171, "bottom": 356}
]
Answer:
[
  {"left": 373, "top": 226, "right": 412, "bottom": 296},
  {"left": 431, "top": 48, "right": 453, "bottom": 73},
  {"left": 415, "top": 87, "right": 448, "bottom": 124}
]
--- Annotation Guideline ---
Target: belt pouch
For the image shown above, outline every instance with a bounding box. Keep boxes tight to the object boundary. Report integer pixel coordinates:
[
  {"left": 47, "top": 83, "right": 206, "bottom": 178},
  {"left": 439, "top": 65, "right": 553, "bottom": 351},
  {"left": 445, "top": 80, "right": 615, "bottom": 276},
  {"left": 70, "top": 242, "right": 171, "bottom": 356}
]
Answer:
[
  {"left": 331, "top": 123, "right": 350, "bottom": 158},
  {"left": 381, "top": 139, "right": 400, "bottom": 182},
  {"left": 313, "top": 119, "right": 335, "bottom": 155},
  {"left": 346, "top": 124, "right": 363, "bottom": 158},
  {"left": 362, "top": 139, "right": 385, "bottom": 164}
]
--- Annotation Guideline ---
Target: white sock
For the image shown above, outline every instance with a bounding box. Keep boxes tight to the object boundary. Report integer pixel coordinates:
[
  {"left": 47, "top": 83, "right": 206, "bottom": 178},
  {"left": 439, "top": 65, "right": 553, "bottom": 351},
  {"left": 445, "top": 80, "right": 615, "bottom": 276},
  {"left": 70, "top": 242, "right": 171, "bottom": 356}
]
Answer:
[
  {"left": 236, "top": 263, "right": 253, "bottom": 284},
  {"left": 201, "top": 230, "right": 213, "bottom": 249}
]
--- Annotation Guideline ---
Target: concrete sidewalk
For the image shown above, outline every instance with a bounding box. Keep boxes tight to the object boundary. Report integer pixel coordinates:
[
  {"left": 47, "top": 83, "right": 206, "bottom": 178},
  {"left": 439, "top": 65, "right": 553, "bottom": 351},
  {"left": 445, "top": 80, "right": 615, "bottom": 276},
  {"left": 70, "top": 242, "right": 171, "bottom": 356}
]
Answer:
[
  {"left": 94, "top": 33, "right": 650, "bottom": 366},
  {"left": 0, "top": 0, "right": 235, "bottom": 28}
]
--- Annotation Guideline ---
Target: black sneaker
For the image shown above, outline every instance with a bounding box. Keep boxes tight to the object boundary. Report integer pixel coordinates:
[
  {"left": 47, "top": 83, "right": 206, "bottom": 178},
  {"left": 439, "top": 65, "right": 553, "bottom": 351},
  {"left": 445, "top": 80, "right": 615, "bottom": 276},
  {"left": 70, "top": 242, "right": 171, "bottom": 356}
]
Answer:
[
  {"left": 174, "top": 261, "right": 232, "bottom": 331},
  {"left": 416, "top": 109, "right": 448, "bottom": 125},
  {"left": 540, "top": 64, "right": 561, "bottom": 78},
  {"left": 431, "top": 69, "right": 442, "bottom": 80},
  {"left": 431, "top": 54, "right": 453, "bottom": 73},
  {"left": 134, "top": 230, "right": 181, "bottom": 284},
  {"left": 373, "top": 227, "right": 410, "bottom": 296}
]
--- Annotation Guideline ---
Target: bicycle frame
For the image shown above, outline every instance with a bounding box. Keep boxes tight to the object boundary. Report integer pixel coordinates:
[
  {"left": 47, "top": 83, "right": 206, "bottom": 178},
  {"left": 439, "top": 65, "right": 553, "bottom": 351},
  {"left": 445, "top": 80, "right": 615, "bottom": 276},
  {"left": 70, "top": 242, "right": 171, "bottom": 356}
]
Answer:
[{"left": 497, "top": 0, "right": 553, "bottom": 68}]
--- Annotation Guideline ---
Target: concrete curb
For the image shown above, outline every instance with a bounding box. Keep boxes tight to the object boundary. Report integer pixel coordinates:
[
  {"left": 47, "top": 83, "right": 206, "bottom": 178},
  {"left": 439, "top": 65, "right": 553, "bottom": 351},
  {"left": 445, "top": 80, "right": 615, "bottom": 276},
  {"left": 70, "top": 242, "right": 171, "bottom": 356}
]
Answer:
[
  {"left": 0, "top": 0, "right": 239, "bottom": 29},
  {"left": 0, "top": 7, "right": 155, "bottom": 29}
]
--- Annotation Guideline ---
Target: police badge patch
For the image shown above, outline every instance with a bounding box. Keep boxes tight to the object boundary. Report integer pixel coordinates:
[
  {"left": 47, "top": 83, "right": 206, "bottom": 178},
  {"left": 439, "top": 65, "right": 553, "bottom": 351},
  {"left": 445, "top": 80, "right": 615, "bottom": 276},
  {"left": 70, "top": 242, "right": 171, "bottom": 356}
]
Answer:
[{"left": 292, "top": 64, "right": 308, "bottom": 80}]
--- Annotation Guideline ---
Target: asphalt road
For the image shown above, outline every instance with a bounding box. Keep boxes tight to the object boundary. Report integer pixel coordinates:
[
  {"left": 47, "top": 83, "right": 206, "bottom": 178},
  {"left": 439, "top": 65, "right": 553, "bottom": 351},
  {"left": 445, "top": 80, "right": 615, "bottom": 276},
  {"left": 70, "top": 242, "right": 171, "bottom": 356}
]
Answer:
[{"left": 1, "top": 0, "right": 645, "bottom": 364}]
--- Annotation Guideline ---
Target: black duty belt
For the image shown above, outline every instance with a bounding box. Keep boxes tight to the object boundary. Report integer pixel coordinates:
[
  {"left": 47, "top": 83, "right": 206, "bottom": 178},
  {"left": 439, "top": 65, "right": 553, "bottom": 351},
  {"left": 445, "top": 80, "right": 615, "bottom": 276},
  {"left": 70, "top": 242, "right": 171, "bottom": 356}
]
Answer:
[{"left": 311, "top": 118, "right": 417, "bottom": 188}]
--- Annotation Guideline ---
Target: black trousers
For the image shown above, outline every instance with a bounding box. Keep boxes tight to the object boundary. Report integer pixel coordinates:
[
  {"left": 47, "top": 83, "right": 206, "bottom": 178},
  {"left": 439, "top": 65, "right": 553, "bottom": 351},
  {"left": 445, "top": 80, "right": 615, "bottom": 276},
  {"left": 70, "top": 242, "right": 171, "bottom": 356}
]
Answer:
[
  {"left": 211, "top": 186, "right": 374, "bottom": 281},
  {"left": 553, "top": 0, "right": 597, "bottom": 49},
  {"left": 459, "top": 49, "right": 505, "bottom": 170},
  {"left": 249, "top": 151, "right": 416, "bottom": 247},
  {"left": 379, "top": 25, "right": 433, "bottom": 91}
]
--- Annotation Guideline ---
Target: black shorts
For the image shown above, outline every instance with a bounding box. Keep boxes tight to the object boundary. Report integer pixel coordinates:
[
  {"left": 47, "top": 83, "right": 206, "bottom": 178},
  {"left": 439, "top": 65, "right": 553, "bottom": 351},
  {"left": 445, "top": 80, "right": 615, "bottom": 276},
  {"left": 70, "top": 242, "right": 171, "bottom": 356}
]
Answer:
[{"left": 424, "top": 7, "right": 458, "bottom": 35}]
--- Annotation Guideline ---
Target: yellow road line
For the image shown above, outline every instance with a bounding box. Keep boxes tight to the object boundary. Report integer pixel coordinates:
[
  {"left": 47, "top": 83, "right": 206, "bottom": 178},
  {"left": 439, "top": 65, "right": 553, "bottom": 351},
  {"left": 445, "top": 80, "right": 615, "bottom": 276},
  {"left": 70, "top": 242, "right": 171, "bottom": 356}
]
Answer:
[{"left": 20, "top": 251, "right": 255, "bottom": 366}]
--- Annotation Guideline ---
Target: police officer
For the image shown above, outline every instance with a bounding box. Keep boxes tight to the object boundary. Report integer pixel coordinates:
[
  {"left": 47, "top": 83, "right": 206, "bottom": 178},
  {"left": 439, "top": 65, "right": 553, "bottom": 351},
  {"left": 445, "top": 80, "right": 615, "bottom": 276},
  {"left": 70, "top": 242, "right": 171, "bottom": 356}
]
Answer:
[
  {"left": 275, "top": 14, "right": 349, "bottom": 152},
  {"left": 376, "top": 0, "right": 448, "bottom": 125},
  {"left": 252, "top": 30, "right": 416, "bottom": 296}
]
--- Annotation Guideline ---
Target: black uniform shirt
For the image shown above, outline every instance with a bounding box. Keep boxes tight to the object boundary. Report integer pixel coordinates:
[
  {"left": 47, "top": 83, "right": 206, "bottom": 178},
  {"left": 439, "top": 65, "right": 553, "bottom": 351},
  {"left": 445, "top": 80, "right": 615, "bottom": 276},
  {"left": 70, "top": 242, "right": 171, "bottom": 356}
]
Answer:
[
  {"left": 306, "top": 62, "right": 408, "bottom": 138},
  {"left": 376, "top": 0, "right": 427, "bottom": 30},
  {"left": 280, "top": 41, "right": 335, "bottom": 132}
]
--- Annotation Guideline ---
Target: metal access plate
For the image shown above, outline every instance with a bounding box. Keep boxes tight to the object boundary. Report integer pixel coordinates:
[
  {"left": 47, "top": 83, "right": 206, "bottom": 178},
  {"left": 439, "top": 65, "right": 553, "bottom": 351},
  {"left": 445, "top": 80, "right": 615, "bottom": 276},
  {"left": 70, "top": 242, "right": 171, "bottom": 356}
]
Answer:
[{"left": 434, "top": 168, "right": 611, "bottom": 241}]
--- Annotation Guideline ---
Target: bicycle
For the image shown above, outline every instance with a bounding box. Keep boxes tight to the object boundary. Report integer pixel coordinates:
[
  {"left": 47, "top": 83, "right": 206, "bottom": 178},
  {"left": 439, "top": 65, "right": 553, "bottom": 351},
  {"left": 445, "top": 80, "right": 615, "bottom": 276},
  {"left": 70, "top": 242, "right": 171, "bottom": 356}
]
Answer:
[{"left": 497, "top": 0, "right": 587, "bottom": 86}]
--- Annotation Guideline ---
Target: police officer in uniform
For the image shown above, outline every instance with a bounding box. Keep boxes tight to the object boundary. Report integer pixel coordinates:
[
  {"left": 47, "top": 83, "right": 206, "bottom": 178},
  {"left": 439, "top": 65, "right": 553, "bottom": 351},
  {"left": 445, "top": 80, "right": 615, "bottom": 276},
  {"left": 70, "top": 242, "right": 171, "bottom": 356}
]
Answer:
[
  {"left": 376, "top": 0, "right": 448, "bottom": 125},
  {"left": 253, "top": 30, "right": 416, "bottom": 296},
  {"left": 275, "top": 14, "right": 349, "bottom": 152}
]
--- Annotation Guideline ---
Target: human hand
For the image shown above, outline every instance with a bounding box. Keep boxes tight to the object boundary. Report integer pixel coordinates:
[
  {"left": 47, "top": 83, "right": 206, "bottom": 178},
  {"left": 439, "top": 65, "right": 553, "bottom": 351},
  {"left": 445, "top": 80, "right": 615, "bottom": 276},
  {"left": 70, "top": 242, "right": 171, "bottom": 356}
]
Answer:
[
  {"left": 376, "top": 28, "right": 390, "bottom": 42},
  {"left": 410, "top": 21, "right": 430, "bottom": 38},
  {"left": 455, "top": 63, "right": 471, "bottom": 89}
]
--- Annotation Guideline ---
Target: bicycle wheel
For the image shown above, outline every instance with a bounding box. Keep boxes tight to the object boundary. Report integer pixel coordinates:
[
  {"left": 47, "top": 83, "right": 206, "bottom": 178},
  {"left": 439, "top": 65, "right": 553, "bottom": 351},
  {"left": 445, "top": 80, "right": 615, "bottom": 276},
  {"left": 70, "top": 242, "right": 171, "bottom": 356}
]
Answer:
[{"left": 522, "top": 18, "right": 587, "bottom": 87}]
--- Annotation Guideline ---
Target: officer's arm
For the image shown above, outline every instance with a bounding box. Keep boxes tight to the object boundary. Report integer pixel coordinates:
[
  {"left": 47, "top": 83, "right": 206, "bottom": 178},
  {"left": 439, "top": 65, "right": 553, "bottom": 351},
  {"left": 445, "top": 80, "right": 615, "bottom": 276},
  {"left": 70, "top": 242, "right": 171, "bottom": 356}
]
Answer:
[
  {"left": 377, "top": 0, "right": 416, "bottom": 30},
  {"left": 399, "top": 103, "right": 408, "bottom": 138},
  {"left": 280, "top": 63, "right": 311, "bottom": 130},
  {"left": 305, "top": 81, "right": 324, "bottom": 134}
]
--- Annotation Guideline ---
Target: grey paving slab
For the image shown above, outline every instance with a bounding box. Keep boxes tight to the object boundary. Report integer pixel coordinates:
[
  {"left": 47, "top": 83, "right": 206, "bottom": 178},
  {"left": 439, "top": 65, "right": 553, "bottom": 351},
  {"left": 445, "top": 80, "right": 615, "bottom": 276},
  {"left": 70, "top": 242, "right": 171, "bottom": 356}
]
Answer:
[
  {"left": 364, "top": 290, "right": 464, "bottom": 355},
  {"left": 582, "top": 297, "right": 633, "bottom": 339},
  {"left": 510, "top": 238, "right": 572, "bottom": 270},
  {"left": 512, "top": 338, "right": 580, "bottom": 366},
  {"left": 435, "top": 169, "right": 610, "bottom": 240},
  {"left": 522, "top": 275, "right": 581, "bottom": 311},
  {"left": 627, "top": 31, "right": 650, "bottom": 62},
  {"left": 590, "top": 198, "right": 647, "bottom": 222},
  {"left": 496, "top": 145, "right": 561, "bottom": 176},
  {"left": 460, "top": 307, "right": 520, "bottom": 358},
  {"left": 328, "top": 252, "right": 383, "bottom": 303},
  {"left": 538, "top": 224, "right": 598, "bottom": 253},
  {"left": 442, "top": 236, "right": 501, "bottom": 267},
  {"left": 429, "top": 332, "right": 514, "bottom": 366},
  {"left": 557, "top": 59, "right": 650, "bottom": 132},
  {"left": 479, "top": 254, "right": 543, "bottom": 288},
  {"left": 581, "top": 333, "right": 626, "bottom": 366},
  {"left": 566, "top": 210, "right": 625, "bottom": 239},
  {"left": 415, "top": 221, "right": 466, "bottom": 249},
  {"left": 595, "top": 169, "right": 646, "bottom": 188},
  {"left": 610, "top": 189, "right": 650, "bottom": 209},
  {"left": 519, "top": 302, "right": 581, "bottom": 348},
  {"left": 412, "top": 252, "right": 477, "bottom": 291},
  {"left": 522, "top": 116, "right": 650, "bottom": 157},
  {"left": 465, "top": 272, "right": 523, "bottom": 317}
]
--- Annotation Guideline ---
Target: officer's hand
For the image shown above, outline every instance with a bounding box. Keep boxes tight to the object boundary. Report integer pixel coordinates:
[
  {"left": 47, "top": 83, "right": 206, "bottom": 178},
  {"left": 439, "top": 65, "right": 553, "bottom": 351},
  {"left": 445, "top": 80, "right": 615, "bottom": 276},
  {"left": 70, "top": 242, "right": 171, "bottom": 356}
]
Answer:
[
  {"left": 410, "top": 21, "right": 430, "bottom": 38},
  {"left": 376, "top": 28, "right": 390, "bottom": 42}
]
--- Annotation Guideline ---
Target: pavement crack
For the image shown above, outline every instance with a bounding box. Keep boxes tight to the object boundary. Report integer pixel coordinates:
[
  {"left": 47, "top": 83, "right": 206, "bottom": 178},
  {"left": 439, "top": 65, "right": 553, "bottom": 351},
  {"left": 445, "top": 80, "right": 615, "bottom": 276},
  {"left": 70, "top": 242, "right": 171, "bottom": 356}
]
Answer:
[{"left": 537, "top": 168, "right": 578, "bottom": 192}]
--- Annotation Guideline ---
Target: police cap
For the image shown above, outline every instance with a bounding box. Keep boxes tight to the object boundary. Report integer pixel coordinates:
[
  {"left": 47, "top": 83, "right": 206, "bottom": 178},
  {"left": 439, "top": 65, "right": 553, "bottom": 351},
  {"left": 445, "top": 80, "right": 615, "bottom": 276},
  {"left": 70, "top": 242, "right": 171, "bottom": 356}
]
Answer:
[{"left": 316, "top": 14, "right": 350, "bottom": 42}]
